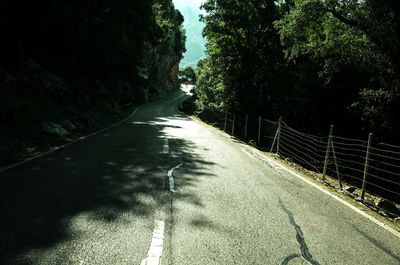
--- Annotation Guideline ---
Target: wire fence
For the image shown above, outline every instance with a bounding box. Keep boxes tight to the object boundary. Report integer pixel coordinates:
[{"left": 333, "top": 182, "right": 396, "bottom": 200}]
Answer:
[{"left": 197, "top": 110, "right": 400, "bottom": 218}]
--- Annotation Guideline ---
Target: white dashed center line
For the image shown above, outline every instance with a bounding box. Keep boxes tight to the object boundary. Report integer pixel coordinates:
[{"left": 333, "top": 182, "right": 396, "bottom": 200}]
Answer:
[
  {"left": 168, "top": 163, "right": 182, "bottom": 193},
  {"left": 161, "top": 139, "right": 169, "bottom": 154},
  {"left": 141, "top": 220, "right": 165, "bottom": 265}
]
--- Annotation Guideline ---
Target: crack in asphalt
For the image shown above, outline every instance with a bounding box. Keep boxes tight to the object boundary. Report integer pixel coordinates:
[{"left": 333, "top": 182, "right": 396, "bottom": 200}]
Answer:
[
  {"left": 280, "top": 254, "right": 300, "bottom": 265},
  {"left": 278, "top": 198, "right": 321, "bottom": 265}
]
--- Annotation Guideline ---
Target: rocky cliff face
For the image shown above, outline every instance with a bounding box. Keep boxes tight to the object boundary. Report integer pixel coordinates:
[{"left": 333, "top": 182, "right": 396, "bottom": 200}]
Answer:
[
  {"left": 142, "top": 15, "right": 185, "bottom": 101},
  {"left": 0, "top": 0, "right": 186, "bottom": 167}
]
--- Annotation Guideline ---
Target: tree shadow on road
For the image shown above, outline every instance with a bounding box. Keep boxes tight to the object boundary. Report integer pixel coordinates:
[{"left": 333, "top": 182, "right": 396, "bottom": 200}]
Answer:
[
  {"left": 0, "top": 107, "right": 215, "bottom": 264},
  {"left": 351, "top": 225, "right": 400, "bottom": 262}
]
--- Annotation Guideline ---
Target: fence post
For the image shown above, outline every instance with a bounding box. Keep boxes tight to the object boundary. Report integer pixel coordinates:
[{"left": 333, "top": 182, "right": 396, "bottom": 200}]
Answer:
[
  {"left": 244, "top": 114, "right": 248, "bottom": 141},
  {"left": 269, "top": 117, "right": 282, "bottom": 153},
  {"left": 258, "top": 116, "right": 261, "bottom": 145},
  {"left": 232, "top": 113, "right": 236, "bottom": 135},
  {"left": 276, "top": 117, "right": 282, "bottom": 155},
  {"left": 361, "top": 133, "right": 373, "bottom": 202},
  {"left": 330, "top": 137, "right": 343, "bottom": 191},
  {"left": 224, "top": 110, "right": 227, "bottom": 131},
  {"left": 322, "top": 125, "right": 334, "bottom": 182}
]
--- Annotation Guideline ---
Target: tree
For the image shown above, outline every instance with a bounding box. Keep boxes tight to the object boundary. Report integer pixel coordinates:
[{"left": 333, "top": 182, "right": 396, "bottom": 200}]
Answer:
[
  {"left": 198, "top": 0, "right": 287, "bottom": 115},
  {"left": 275, "top": 0, "right": 400, "bottom": 138},
  {"left": 179, "top": 66, "right": 196, "bottom": 84},
  {"left": 192, "top": 0, "right": 400, "bottom": 141}
]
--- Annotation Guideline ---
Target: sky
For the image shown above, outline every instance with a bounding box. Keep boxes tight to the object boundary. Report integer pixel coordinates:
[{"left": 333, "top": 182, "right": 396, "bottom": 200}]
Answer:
[
  {"left": 172, "top": 0, "right": 206, "bottom": 12},
  {"left": 172, "top": 0, "right": 207, "bottom": 68}
]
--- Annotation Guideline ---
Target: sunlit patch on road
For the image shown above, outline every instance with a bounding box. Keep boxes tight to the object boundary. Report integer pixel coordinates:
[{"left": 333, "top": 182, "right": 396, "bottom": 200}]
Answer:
[
  {"left": 181, "top": 84, "right": 194, "bottom": 95},
  {"left": 131, "top": 121, "right": 152, "bottom": 125}
]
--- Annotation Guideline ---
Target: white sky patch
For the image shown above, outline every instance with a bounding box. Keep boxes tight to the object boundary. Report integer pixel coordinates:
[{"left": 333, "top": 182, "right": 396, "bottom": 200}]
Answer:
[
  {"left": 192, "top": 0, "right": 206, "bottom": 9},
  {"left": 173, "top": 0, "right": 206, "bottom": 12}
]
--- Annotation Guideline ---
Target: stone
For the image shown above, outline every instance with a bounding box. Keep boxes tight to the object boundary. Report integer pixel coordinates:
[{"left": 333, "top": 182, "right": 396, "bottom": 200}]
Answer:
[
  {"left": 285, "top": 157, "right": 294, "bottom": 163},
  {"left": 108, "top": 104, "right": 121, "bottom": 115},
  {"left": 344, "top": 186, "right": 356, "bottom": 194},
  {"left": 123, "top": 102, "right": 134, "bottom": 108},
  {"left": 61, "top": 120, "right": 75, "bottom": 131},
  {"left": 27, "top": 59, "right": 41, "bottom": 71},
  {"left": 80, "top": 114, "right": 95, "bottom": 126},
  {"left": 42, "top": 121, "right": 68, "bottom": 136},
  {"left": 95, "top": 79, "right": 105, "bottom": 90},
  {"left": 376, "top": 199, "right": 400, "bottom": 217}
]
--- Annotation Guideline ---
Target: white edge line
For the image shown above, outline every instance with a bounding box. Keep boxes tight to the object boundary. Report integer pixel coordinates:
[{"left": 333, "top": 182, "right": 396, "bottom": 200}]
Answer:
[
  {"left": 243, "top": 144, "right": 400, "bottom": 239},
  {"left": 192, "top": 116, "right": 400, "bottom": 239},
  {"left": 0, "top": 107, "right": 139, "bottom": 174}
]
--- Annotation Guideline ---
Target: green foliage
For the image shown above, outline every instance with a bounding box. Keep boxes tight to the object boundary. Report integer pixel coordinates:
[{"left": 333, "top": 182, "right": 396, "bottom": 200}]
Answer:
[
  {"left": 193, "top": 58, "right": 224, "bottom": 111},
  {"left": 351, "top": 88, "right": 395, "bottom": 135},
  {"left": 195, "top": 0, "right": 400, "bottom": 140},
  {"left": 197, "top": 0, "right": 286, "bottom": 115},
  {"left": 275, "top": 0, "right": 393, "bottom": 82},
  {"left": 275, "top": 0, "right": 400, "bottom": 137},
  {"left": 179, "top": 66, "right": 196, "bottom": 84}
]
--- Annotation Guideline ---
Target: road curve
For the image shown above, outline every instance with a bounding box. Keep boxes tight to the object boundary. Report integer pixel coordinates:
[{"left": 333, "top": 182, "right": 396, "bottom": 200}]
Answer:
[{"left": 1, "top": 89, "right": 399, "bottom": 265}]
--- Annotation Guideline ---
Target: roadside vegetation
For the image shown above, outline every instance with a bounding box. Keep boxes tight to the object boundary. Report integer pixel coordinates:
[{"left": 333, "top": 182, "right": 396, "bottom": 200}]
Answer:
[
  {"left": 183, "top": 0, "right": 400, "bottom": 223},
  {"left": 192, "top": 0, "right": 400, "bottom": 143},
  {"left": 178, "top": 66, "right": 196, "bottom": 85}
]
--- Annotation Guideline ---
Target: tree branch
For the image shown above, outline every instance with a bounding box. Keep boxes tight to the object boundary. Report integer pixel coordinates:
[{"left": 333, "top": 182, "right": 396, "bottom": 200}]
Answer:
[{"left": 326, "top": 8, "right": 362, "bottom": 29}]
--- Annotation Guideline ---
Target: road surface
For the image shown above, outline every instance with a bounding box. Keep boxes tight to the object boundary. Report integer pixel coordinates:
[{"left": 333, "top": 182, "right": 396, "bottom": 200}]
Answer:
[{"left": 1, "top": 89, "right": 399, "bottom": 265}]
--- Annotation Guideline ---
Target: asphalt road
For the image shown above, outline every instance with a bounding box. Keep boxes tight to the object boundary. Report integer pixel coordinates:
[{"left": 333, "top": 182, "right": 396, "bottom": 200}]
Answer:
[{"left": 1, "top": 89, "right": 399, "bottom": 265}]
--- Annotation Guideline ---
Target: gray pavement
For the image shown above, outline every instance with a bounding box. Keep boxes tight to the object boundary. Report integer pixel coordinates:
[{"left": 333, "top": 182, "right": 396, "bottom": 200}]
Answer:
[{"left": 1, "top": 89, "right": 399, "bottom": 265}]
